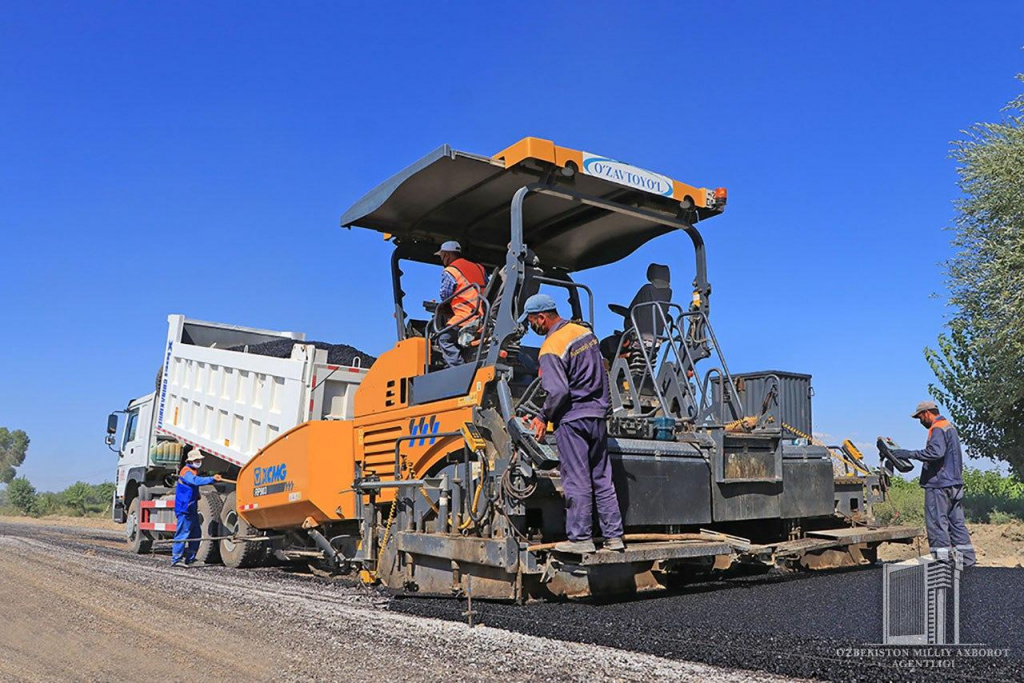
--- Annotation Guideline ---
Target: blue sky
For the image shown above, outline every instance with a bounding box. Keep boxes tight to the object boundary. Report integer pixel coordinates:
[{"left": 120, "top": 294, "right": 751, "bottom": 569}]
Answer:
[{"left": 1, "top": 2, "right": 1022, "bottom": 490}]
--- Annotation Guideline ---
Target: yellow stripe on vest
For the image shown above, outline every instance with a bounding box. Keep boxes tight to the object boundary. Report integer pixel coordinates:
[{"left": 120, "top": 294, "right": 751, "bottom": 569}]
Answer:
[{"left": 539, "top": 322, "right": 593, "bottom": 360}]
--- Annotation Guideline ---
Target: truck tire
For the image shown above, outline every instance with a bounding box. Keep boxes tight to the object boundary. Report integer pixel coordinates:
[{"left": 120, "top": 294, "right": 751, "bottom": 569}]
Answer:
[
  {"left": 125, "top": 497, "right": 153, "bottom": 554},
  {"left": 193, "top": 488, "right": 224, "bottom": 565},
  {"left": 220, "top": 491, "right": 267, "bottom": 569}
]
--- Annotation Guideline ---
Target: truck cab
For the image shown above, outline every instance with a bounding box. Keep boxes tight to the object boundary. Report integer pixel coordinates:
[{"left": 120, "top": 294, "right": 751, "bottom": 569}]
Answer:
[{"left": 109, "top": 392, "right": 185, "bottom": 533}]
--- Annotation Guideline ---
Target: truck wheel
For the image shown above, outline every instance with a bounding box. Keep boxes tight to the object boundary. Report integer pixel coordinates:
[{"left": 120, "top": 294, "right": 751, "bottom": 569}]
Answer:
[
  {"left": 126, "top": 498, "right": 153, "bottom": 554},
  {"left": 193, "top": 488, "right": 224, "bottom": 565},
  {"left": 220, "top": 491, "right": 267, "bottom": 569}
]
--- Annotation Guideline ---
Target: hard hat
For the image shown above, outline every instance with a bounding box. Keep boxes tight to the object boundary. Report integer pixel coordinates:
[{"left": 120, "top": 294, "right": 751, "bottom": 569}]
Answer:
[
  {"left": 434, "top": 240, "right": 462, "bottom": 255},
  {"left": 911, "top": 400, "right": 938, "bottom": 418},
  {"left": 186, "top": 448, "right": 204, "bottom": 463},
  {"left": 518, "top": 293, "right": 558, "bottom": 323}
]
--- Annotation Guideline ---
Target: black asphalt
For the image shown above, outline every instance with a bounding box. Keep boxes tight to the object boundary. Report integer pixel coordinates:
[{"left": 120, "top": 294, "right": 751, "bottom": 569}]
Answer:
[{"left": 390, "top": 566, "right": 1024, "bottom": 681}]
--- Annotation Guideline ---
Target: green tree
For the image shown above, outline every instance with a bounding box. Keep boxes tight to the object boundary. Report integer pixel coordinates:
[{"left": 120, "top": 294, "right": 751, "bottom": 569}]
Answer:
[
  {"left": 63, "top": 482, "right": 92, "bottom": 516},
  {"left": 926, "top": 74, "right": 1024, "bottom": 475},
  {"left": 7, "top": 477, "right": 36, "bottom": 515},
  {"left": 0, "top": 428, "right": 30, "bottom": 484}
]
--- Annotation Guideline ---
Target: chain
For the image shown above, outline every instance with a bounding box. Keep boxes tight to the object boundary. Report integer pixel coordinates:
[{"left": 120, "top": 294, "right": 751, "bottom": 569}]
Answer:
[
  {"left": 372, "top": 457, "right": 406, "bottom": 581},
  {"left": 782, "top": 423, "right": 870, "bottom": 477}
]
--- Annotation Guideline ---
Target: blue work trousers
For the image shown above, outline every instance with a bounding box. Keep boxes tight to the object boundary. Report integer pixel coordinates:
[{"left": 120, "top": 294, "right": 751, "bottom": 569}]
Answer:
[
  {"left": 172, "top": 511, "right": 201, "bottom": 564},
  {"left": 555, "top": 417, "right": 624, "bottom": 542},
  {"left": 925, "top": 486, "right": 976, "bottom": 567}
]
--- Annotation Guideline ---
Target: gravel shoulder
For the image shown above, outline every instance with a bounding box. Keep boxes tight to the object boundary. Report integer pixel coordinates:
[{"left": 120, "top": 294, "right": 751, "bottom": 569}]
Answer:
[{"left": 0, "top": 519, "right": 790, "bottom": 682}]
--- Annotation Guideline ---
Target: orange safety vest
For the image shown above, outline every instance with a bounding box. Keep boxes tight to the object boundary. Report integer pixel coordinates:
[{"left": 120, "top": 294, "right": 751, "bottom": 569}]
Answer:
[
  {"left": 444, "top": 258, "right": 486, "bottom": 327},
  {"left": 928, "top": 418, "right": 951, "bottom": 439}
]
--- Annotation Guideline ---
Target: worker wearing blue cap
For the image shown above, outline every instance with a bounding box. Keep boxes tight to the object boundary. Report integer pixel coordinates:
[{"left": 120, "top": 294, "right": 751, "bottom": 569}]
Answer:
[{"left": 520, "top": 294, "right": 625, "bottom": 554}]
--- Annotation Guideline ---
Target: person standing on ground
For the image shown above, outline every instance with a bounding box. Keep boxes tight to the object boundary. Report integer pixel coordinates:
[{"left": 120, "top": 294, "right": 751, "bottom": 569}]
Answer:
[
  {"left": 435, "top": 240, "right": 487, "bottom": 368},
  {"left": 172, "top": 449, "right": 222, "bottom": 567},
  {"left": 891, "top": 401, "right": 977, "bottom": 567},
  {"left": 521, "top": 293, "right": 625, "bottom": 553}
]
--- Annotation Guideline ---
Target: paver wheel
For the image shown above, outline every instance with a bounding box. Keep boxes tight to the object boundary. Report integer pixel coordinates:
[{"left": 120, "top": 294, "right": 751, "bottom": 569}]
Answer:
[
  {"left": 125, "top": 497, "right": 152, "bottom": 554},
  {"left": 220, "top": 491, "right": 267, "bottom": 568},
  {"left": 193, "top": 488, "right": 224, "bottom": 565}
]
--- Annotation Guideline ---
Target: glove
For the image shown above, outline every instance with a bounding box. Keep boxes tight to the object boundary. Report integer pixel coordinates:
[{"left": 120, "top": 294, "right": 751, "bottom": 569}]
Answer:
[{"left": 890, "top": 449, "right": 914, "bottom": 461}]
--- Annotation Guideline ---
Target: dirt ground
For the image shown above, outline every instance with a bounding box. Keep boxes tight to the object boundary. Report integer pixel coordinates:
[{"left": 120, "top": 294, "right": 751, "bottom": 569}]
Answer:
[
  {"left": 878, "top": 520, "right": 1024, "bottom": 566},
  {"left": 0, "top": 519, "right": 792, "bottom": 683}
]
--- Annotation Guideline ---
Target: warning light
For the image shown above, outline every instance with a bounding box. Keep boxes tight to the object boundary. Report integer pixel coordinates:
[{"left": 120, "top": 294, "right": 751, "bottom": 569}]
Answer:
[{"left": 714, "top": 187, "right": 728, "bottom": 205}]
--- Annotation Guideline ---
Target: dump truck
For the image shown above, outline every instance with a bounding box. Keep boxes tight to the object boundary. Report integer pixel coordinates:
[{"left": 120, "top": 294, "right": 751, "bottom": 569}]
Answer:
[
  {"left": 204, "top": 137, "right": 920, "bottom": 600},
  {"left": 107, "top": 315, "right": 369, "bottom": 563}
]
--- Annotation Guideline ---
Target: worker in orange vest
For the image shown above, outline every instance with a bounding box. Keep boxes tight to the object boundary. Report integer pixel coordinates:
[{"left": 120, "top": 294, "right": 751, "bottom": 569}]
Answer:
[{"left": 435, "top": 240, "right": 487, "bottom": 367}]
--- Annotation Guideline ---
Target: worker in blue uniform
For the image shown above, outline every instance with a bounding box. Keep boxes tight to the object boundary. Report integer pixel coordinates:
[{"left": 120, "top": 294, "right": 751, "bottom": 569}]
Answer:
[
  {"left": 172, "top": 449, "right": 222, "bottom": 567},
  {"left": 521, "top": 293, "right": 625, "bottom": 554},
  {"left": 891, "top": 401, "right": 976, "bottom": 567}
]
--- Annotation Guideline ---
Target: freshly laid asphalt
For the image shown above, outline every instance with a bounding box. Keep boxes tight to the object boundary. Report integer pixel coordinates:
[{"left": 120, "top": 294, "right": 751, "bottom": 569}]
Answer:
[{"left": 390, "top": 565, "right": 1024, "bottom": 681}]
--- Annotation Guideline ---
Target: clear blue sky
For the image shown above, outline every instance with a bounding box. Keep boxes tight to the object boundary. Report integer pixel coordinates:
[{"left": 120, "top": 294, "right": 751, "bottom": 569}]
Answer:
[{"left": 2, "top": 2, "right": 1022, "bottom": 491}]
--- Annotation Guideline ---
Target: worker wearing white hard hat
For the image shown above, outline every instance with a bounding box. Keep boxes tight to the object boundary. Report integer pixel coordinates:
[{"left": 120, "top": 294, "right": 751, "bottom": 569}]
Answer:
[
  {"left": 434, "top": 240, "right": 487, "bottom": 368},
  {"left": 171, "top": 448, "right": 222, "bottom": 567}
]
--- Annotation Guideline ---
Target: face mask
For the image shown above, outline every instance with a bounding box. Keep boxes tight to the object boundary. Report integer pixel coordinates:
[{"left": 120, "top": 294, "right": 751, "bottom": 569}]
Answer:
[{"left": 188, "top": 461, "right": 200, "bottom": 468}]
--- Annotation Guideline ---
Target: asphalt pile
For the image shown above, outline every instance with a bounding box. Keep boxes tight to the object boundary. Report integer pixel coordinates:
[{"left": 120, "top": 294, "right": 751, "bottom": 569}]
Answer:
[
  {"left": 229, "top": 339, "right": 376, "bottom": 367},
  {"left": 390, "top": 566, "right": 1024, "bottom": 682}
]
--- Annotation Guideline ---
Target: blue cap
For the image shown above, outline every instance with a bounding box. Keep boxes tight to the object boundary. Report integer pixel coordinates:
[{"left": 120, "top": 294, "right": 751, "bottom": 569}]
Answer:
[{"left": 518, "top": 293, "right": 558, "bottom": 323}]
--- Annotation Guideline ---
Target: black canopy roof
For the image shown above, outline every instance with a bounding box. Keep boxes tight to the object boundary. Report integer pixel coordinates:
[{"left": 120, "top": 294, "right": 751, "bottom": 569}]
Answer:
[{"left": 341, "top": 144, "right": 723, "bottom": 272}]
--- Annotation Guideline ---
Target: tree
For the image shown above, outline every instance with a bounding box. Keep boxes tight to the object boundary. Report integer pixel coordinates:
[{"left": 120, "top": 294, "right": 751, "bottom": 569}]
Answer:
[
  {"left": 0, "top": 428, "right": 30, "bottom": 484},
  {"left": 7, "top": 477, "right": 36, "bottom": 515},
  {"left": 62, "top": 482, "right": 93, "bottom": 516},
  {"left": 926, "top": 74, "right": 1024, "bottom": 475}
]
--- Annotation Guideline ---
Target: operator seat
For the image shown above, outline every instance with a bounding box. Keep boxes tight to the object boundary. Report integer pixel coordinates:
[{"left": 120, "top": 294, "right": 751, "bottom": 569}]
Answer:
[{"left": 600, "top": 263, "right": 673, "bottom": 361}]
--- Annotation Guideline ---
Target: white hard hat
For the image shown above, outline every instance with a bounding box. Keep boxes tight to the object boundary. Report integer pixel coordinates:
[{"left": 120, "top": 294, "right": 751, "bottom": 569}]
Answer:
[
  {"left": 434, "top": 240, "right": 461, "bottom": 255},
  {"left": 186, "top": 448, "right": 204, "bottom": 463}
]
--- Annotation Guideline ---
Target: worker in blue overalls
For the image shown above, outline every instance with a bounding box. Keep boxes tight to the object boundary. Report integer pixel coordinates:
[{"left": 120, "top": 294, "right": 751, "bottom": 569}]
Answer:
[
  {"left": 892, "top": 401, "right": 977, "bottom": 567},
  {"left": 172, "top": 449, "right": 222, "bottom": 567}
]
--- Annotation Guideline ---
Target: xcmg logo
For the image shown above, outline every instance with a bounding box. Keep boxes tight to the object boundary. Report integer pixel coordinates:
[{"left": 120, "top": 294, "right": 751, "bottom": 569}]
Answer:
[{"left": 253, "top": 463, "right": 288, "bottom": 486}]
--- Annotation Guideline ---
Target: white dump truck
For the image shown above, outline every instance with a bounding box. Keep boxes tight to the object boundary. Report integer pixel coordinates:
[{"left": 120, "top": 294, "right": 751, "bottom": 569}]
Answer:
[{"left": 107, "top": 314, "right": 369, "bottom": 564}]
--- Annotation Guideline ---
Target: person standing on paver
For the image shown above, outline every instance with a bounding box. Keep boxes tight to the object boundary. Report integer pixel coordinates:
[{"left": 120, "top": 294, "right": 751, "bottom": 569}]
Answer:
[
  {"left": 172, "top": 449, "right": 222, "bottom": 567},
  {"left": 521, "top": 293, "right": 625, "bottom": 554},
  {"left": 892, "top": 401, "right": 976, "bottom": 567}
]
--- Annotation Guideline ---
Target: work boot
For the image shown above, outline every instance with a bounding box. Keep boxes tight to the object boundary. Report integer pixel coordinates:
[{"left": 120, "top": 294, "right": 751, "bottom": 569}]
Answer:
[
  {"left": 170, "top": 560, "right": 187, "bottom": 568},
  {"left": 604, "top": 537, "right": 626, "bottom": 552},
  {"left": 554, "top": 539, "right": 596, "bottom": 554}
]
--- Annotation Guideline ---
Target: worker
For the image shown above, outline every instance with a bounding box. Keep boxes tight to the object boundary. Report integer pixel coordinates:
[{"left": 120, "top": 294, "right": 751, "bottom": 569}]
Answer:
[
  {"left": 891, "top": 401, "right": 976, "bottom": 567},
  {"left": 521, "top": 293, "right": 625, "bottom": 553},
  {"left": 171, "top": 449, "right": 222, "bottom": 567},
  {"left": 435, "top": 240, "right": 487, "bottom": 368}
]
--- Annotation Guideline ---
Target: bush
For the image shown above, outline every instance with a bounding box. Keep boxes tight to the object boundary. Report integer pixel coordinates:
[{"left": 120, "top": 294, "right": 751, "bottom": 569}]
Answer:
[
  {"left": 6, "top": 477, "right": 36, "bottom": 515},
  {"left": 873, "top": 476, "right": 925, "bottom": 526},
  {"left": 0, "top": 480, "right": 115, "bottom": 518}
]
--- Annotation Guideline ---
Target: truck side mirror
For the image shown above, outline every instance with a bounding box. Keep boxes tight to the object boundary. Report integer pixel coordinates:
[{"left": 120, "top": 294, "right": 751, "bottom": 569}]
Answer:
[{"left": 107, "top": 413, "right": 119, "bottom": 435}]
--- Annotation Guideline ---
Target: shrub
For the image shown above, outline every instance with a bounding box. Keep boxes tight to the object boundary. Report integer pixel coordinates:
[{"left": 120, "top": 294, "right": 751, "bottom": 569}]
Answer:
[{"left": 6, "top": 477, "right": 36, "bottom": 515}]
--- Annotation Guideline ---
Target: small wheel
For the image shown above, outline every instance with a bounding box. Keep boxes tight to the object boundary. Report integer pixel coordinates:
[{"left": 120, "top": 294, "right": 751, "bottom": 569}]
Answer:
[
  {"left": 125, "top": 498, "right": 153, "bottom": 554},
  {"left": 193, "top": 489, "right": 224, "bottom": 565},
  {"left": 219, "top": 491, "right": 267, "bottom": 568}
]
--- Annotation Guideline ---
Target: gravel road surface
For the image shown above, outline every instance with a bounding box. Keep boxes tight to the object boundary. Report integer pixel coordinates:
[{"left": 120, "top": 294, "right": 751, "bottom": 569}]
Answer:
[{"left": 0, "top": 519, "right": 788, "bottom": 682}]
